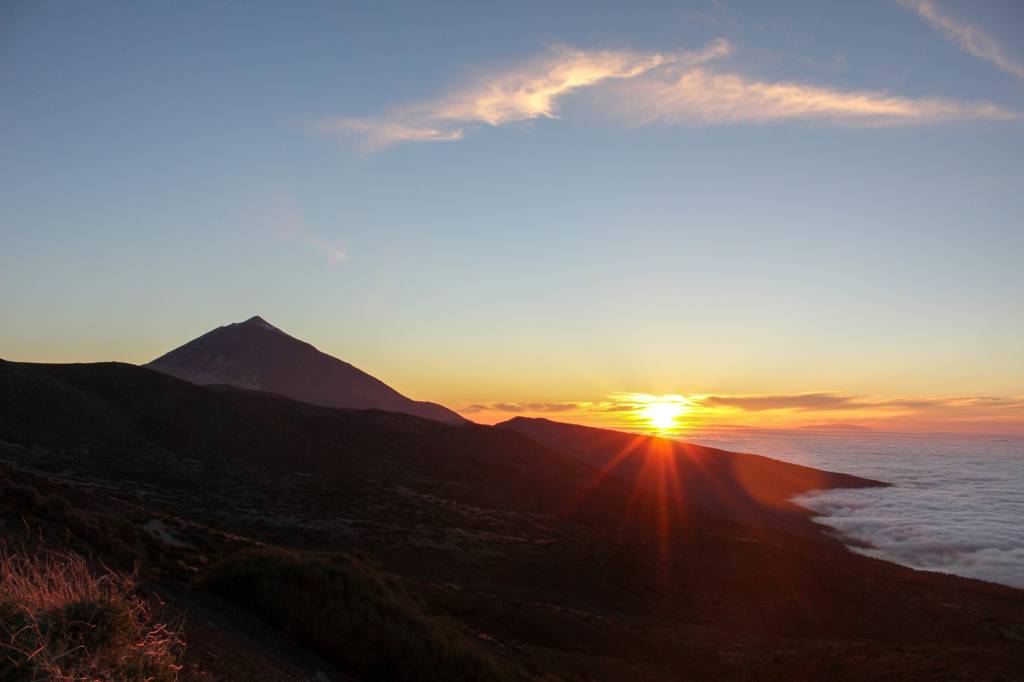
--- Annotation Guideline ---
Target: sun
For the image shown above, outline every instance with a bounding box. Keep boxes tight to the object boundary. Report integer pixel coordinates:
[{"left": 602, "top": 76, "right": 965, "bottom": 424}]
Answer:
[{"left": 640, "top": 401, "right": 685, "bottom": 432}]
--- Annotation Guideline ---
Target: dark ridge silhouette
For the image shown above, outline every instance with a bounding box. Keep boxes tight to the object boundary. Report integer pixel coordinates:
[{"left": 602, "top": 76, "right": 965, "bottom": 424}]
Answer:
[
  {"left": 145, "top": 315, "right": 466, "bottom": 424},
  {"left": 0, "top": 360, "right": 878, "bottom": 537},
  {"left": 496, "top": 416, "right": 885, "bottom": 536}
]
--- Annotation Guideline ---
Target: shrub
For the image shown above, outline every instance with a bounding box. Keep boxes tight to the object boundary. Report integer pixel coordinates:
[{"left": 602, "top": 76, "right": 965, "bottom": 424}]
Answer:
[
  {"left": 0, "top": 479, "right": 143, "bottom": 561},
  {"left": 0, "top": 482, "right": 45, "bottom": 513},
  {"left": 202, "top": 549, "right": 522, "bottom": 681},
  {"left": 0, "top": 546, "right": 183, "bottom": 681}
]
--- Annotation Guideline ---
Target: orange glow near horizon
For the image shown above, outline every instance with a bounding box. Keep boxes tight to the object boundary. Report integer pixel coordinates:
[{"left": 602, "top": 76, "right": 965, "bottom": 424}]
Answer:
[
  {"left": 634, "top": 396, "right": 691, "bottom": 435},
  {"left": 461, "top": 391, "right": 1024, "bottom": 434},
  {"left": 641, "top": 401, "right": 684, "bottom": 431}
]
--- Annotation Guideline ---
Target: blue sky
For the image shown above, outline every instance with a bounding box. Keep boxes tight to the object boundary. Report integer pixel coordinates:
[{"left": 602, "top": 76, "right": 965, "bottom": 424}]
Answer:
[{"left": 2, "top": 1, "right": 1022, "bottom": 430}]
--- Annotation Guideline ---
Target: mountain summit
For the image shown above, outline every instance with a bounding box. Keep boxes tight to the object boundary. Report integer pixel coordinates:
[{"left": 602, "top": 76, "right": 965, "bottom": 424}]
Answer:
[{"left": 145, "top": 316, "right": 466, "bottom": 423}]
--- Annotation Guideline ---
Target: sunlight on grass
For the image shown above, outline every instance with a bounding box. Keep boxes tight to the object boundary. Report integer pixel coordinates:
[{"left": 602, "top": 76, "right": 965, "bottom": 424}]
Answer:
[{"left": 0, "top": 545, "right": 183, "bottom": 681}]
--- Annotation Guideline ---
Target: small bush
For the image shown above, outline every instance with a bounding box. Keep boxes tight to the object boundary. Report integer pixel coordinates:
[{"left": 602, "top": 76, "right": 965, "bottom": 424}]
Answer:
[
  {"left": 202, "top": 549, "right": 522, "bottom": 681},
  {"left": 0, "top": 482, "right": 45, "bottom": 513},
  {"left": 0, "top": 546, "right": 183, "bottom": 681}
]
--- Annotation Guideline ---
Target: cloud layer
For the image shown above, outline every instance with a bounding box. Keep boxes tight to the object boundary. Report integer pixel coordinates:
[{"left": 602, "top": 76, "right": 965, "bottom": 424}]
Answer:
[
  {"left": 688, "top": 429, "right": 1024, "bottom": 589},
  {"left": 694, "top": 392, "right": 1024, "bottom": 414},
  {"left": 900, "top": 0, "right": 1024, "bottom": 82},
  {"left": 320, "top": 32, "right": 1016, "bottom": 149}
]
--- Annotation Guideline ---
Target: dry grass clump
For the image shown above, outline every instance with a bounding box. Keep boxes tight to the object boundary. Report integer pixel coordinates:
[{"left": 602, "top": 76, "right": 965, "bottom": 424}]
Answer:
[
  {"left": 0, "top": 545, "right": 183, "bottom": 681},
  {"left": 202, "top": 549, "right": 523, "bottom": 681}
]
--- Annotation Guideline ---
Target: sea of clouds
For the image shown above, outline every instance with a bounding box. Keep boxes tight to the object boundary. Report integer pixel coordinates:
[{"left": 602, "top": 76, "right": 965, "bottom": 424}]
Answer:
[{"left": 687, "top": 429, "right": 1024, "bottom": 589}]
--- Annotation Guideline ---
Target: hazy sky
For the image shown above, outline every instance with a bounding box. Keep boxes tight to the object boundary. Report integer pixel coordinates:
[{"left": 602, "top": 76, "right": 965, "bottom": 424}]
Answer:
[{"left": 2, "top": 1, "right": 1022, "bottom": 431}]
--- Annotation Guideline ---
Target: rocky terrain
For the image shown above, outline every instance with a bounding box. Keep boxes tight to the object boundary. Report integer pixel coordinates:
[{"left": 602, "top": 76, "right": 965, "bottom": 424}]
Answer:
[{"left": 1, "top": 359, "right": 1022, "bottom": 680}]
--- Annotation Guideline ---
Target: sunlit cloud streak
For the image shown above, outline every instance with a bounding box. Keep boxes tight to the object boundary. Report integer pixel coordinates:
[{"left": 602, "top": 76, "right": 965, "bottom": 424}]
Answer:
[
  {"left": 320, "top": 34, "right": 1015, "bottom": 150},
  {"left": 320, "top": 43, "right": 713, "bottom": 149},
  {"left": 899, "top": 0, "right": 1024, "bottom": 82},
  {"left": 428, "top": 40, "right": 731, "bottom": 126},
  {"left": 462, "top": 401, "right": 609, "bottom": 414},
  {"left": 609, "top": 68, "right": 1017, "bottom": 126},
  {"left": 698, "top": 392, "right": 856, "bottom": 411},
  {"left": 693, "top": 392, "right": 1024, "bottom": 412},
  {"left": 316, "top": 118, "right": 464, "bottom": 151}
]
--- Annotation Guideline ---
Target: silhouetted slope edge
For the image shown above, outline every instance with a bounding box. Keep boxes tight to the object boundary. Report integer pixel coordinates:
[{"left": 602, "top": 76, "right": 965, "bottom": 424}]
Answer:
[
  {"left": 497, "top": 416, "right": 886, "bottom": 527},
  {"left": 0, "top": 360, "right": 625, "bottom": 517},
  {"left": 145, "top": 315, "right": 466, "bottom": 424}
]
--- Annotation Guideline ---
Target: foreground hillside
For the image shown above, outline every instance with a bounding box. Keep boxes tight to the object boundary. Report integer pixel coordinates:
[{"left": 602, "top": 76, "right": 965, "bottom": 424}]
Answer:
[{"left": 1, "top": 360, "right": 1022, "bottom": 680}]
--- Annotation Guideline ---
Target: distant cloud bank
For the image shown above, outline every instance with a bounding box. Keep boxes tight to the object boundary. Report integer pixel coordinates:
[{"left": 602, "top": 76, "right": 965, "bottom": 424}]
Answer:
[
  {"left": 462, "top": 391, "right": 1024, "bottom": 432},
  {"left": 791, "top": 436, "right": 1024, "bottom": 589},
  {"left": 694, "top": 392, "right": 1024, "bottom": 413}
]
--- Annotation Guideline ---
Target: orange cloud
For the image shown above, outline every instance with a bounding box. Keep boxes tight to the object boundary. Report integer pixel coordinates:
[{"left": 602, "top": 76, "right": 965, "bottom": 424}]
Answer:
[
  {"left": 462, "top": 402, "right": 582, "bottom": 414},
  {"left": 319, "top": 35, "right": 1016, "bottom": 150},
  {"left": 316, "top": 118, "right": 464, "bottom": 151},
  {"left": 317, "top": 42, "right": 727, "bottom": 149},
  {"left": 429, "top": 40, "right": 729, "bottom": 126}
]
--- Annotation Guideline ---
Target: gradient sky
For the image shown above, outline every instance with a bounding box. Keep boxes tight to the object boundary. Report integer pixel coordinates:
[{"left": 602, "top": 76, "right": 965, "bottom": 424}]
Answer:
[{"left": 2, "top": 1, "right": 1022, "bottom": 432}]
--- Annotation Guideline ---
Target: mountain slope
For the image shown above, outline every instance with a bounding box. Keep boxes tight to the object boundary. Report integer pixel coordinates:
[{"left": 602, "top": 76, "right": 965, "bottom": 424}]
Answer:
[
  {"left": 497, "top": 416, "right": 886, "bottom": 534},
  {"left": 145, "top": 316, "right": 465, "bottom": 423}
]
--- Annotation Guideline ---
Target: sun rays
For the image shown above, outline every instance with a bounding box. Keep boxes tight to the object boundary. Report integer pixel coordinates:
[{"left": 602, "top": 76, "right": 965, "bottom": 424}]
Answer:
[
  {"left": 638, "top": 399, "right": 688, "bottom": 434},
  {"left": 619, "top": 394, "right": 695, "bottom": 435}
]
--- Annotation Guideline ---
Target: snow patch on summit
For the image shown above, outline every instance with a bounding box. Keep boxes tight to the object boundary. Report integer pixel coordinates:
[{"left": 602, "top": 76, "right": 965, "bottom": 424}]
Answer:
[{"left": 240, "top": 315, "right": 281, "bottom": 332}]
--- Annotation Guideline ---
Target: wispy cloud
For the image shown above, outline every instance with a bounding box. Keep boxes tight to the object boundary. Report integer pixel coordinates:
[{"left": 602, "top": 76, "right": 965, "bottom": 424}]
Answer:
[
  {"left": 608, "top": 68, "right": 1017, "bottom": 126},
  {"left": 462, "top": 401, "right": 583, "bottom": 414},
  {"left": 266, "top": 194, "right": 347, "bottom": 266},
  {"left": 319, "top": 43, "right": 711, "bottom": 150},
  {"left": 899, "top": 0, "right": 1024, "bottom": 82},
  {"left": 320, "top": 35, "right": 1016, "bottom": 150},
  {"left": 316, "top": 118, "right": 464, "bottom": 152},
  {"left": 692, "top": 392, "right": 1024, "bottom": 413},
  {"left": 697, "top": 392, "right": 857, "bottom": 411},
  {"left": 428, "top": 40, "right": 730, "bottom": 126},
  {"left": 304, "top": 235, "right": 347, "bottom": 265}
]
